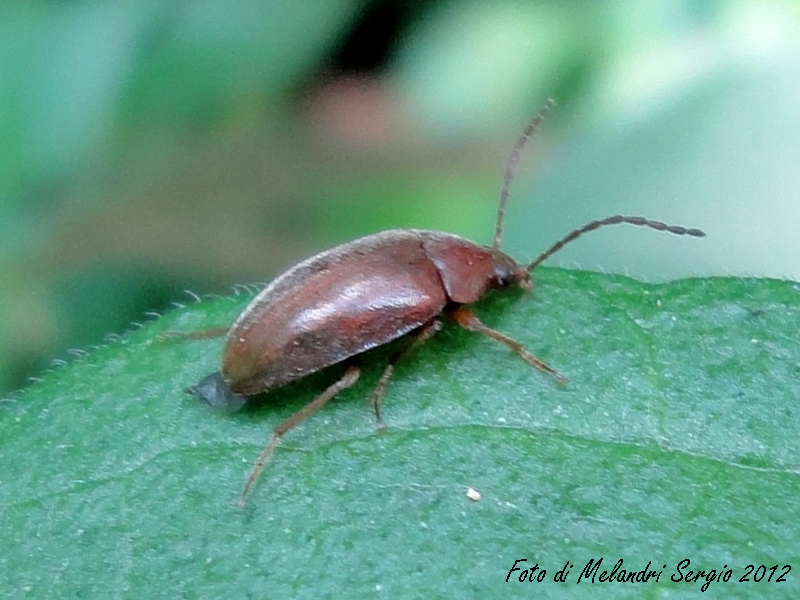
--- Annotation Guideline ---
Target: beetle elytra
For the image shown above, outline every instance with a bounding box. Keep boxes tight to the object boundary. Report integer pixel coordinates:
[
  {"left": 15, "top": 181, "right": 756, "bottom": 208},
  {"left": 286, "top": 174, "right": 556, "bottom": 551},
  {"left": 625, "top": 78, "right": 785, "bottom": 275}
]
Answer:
[{"left": 185, "top": 100, "right": 705, "bottom": 507}]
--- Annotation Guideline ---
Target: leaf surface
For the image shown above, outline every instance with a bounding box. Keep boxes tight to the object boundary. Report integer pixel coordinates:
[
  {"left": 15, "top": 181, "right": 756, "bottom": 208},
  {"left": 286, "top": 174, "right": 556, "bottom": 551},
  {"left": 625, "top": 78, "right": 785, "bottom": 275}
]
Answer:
[{"left": 2, "top": 271, "right": 798, "bottom": 599}]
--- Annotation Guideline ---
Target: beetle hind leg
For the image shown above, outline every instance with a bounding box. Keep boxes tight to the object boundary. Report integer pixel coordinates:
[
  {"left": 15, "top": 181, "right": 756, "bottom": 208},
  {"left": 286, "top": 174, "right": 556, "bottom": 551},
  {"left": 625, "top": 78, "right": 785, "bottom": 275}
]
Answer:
[
  {"left": 238, "top": 364, "right": 361, "bottom": 508},
  {"left": 371, "top": 318, "right": 442, "bottom": 429},
  {"left": 450, "top": 306, "right": 567, "bottom": 384},
  {"left": 159, "top": 326, "right": 229, "bottom": 342}
]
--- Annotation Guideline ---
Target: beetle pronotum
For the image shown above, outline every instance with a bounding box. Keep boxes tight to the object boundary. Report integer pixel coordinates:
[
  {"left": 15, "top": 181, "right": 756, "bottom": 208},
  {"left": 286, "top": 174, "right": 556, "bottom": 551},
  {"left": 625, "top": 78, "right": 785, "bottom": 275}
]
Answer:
[{"left": 185, "top": 100, "right": 705, "bottom": 507}]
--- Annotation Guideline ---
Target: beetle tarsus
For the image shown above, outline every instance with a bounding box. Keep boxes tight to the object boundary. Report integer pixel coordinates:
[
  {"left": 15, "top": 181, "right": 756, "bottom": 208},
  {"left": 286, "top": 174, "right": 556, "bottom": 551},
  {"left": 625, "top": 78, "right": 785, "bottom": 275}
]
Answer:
[
  {"left": 370, "top": 318, "right": 442, "bottom": 429},
  {"left": 450, "top": 306, "right": 567, "bottom": 383},
  {"left": 237, "top": 365, "right": 361, "bottom": 508}
]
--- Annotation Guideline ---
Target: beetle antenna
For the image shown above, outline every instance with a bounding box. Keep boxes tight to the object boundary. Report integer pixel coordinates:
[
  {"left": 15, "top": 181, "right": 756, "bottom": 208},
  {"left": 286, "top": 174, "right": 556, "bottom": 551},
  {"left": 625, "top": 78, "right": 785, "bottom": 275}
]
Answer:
[
  {"left": 527, "top": 215, "right": 706, "bottom": 272},
  {"left": 492, "top": 98, "right": 556, "bottom": 251}
]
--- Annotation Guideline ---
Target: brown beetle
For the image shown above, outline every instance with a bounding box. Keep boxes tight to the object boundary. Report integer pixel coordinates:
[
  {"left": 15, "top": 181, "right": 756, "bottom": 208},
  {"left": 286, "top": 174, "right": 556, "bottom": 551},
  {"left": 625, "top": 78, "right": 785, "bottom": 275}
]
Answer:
[{"left": 186, "top": 100, "right": 705, "bottom": 506}]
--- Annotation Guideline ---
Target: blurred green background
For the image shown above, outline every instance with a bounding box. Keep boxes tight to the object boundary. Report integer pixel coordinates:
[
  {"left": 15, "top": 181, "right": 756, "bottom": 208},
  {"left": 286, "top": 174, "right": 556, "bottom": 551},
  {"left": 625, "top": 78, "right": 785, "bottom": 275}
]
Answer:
[{"left": 2, "top": 0, "right": 799, "bottom": 398}]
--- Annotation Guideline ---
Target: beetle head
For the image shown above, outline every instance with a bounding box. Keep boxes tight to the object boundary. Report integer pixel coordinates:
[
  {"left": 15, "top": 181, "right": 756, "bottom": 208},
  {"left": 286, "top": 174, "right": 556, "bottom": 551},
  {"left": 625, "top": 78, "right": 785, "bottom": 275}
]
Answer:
[{"left": 490, "top": 249, "right": 532, "bottom": 292}]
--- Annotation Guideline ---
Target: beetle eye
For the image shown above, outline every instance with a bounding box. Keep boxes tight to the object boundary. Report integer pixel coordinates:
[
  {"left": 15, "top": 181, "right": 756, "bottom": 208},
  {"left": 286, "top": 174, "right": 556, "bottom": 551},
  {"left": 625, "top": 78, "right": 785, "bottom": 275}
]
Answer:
[{"left": 494, "top": 265, "right": 513, "bottom": 287}]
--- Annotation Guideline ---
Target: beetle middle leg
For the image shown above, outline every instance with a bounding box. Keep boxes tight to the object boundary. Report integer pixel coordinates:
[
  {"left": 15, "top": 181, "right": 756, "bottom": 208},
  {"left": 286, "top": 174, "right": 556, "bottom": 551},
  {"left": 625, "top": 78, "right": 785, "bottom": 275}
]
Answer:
[
  {"left": 370, "top": 318, "right": 442, "bottom": 430},
  {"left": 238, "top": 364, "right": 361, "bottom": 508},
  {"left": 450, "top": 306, "right": 567, "bottom": 383}
]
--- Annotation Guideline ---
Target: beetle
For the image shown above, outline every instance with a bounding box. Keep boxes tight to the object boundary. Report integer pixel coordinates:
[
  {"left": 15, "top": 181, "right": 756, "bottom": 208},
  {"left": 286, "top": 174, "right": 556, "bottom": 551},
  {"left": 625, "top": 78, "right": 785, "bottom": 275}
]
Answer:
[{"left": 185, "top": 100, "right": 705, "bottom": 507}]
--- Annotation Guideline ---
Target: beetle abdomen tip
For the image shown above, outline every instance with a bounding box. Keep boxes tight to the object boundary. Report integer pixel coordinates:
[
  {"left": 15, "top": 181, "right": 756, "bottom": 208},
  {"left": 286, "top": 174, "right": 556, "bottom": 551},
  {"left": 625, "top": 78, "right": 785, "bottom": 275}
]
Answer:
[{"left": 186, "top": 371, "right": 247, "bottom": 412}]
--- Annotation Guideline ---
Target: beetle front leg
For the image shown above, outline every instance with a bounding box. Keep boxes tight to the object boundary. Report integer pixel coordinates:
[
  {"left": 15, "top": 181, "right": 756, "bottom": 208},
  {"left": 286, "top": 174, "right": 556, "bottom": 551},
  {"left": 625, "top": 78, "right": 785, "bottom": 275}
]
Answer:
[
  {"left": 370, "top": 318, "right": 442, "bottom": 430},
  {"left": 238, "top": 364, "right": 361, "bottom": 508},
  {"left": 449, "top": 306, "right": 567, "bottom": 384}
]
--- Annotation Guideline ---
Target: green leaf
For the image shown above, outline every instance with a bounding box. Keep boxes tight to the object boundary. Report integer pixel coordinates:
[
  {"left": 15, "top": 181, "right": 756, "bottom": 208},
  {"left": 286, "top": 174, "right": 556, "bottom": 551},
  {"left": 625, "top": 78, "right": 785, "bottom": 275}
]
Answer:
[{"left": 2, "top": 271, "right": 798, "bottom": 598}]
